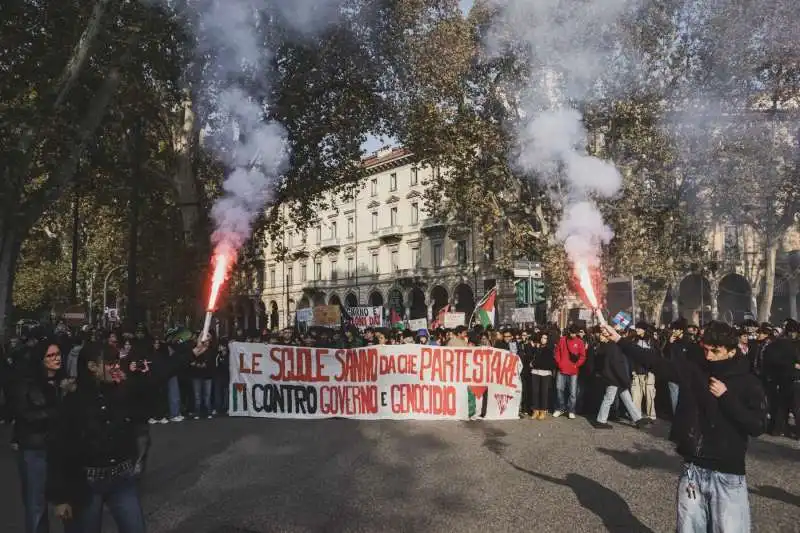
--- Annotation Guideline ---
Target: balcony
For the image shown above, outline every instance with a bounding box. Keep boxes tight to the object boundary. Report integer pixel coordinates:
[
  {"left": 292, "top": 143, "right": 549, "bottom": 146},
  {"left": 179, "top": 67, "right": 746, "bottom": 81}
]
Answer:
[
  {"left": 304, "top": 279, "right": 335, "bottom": 291},
  {"left": 379, "top": 225, "right": 403, "bottom": 241},
  {"left": 320, "top": 238, "right": 341, "bottom": 252},
  {"left": 420, "top": 218, "right": 447, "bottom": 237}
]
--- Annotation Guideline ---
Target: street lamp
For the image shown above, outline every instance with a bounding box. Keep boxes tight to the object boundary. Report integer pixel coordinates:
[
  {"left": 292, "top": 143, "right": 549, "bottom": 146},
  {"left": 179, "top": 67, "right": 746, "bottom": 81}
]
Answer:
[{"left": 103, "top": 265, "right": 127, "bottom": 328}]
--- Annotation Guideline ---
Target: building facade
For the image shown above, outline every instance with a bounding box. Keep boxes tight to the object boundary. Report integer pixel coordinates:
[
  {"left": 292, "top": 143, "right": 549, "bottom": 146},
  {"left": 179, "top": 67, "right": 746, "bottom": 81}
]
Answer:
[{"left": 224, "top": 147, "right": 541, "bottom": 332}]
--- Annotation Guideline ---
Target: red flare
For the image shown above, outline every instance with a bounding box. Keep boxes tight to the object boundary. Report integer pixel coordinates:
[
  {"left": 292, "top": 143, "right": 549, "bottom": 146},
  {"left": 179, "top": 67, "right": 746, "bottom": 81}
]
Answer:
[
  {"left": 575, "top": 261, "right": 600, "bottom": 309},
  {"left": 207, "top": 250, "right": 231, "bottom": 312}
]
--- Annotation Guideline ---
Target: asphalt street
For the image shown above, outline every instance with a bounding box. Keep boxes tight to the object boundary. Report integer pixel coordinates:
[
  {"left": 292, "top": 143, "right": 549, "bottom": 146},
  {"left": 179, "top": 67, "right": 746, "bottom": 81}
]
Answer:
[{"left": 1, "top": 416, "right": 798, "bottom": 533}]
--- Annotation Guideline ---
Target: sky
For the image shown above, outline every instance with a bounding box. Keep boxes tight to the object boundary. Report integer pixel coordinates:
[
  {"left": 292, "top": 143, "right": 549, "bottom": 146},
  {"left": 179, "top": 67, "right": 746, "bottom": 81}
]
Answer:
[{"left": 362, "top": 0, "right": 475, "bottom": 154}]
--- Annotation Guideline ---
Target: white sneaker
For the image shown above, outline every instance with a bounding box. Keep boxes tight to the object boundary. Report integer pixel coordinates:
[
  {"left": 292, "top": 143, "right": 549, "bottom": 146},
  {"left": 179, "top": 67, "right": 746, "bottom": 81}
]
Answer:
[
  {"left": 147, "top": 418, "right": 157, "bottom": 425},
  {"left": 207, "top": 415, "right": 213, "bottom": 419},
  {"left": 169, "top": 416, "right": 184, "bottom": 423},
  {"left": 552, "top": 410, "right": 564, "bottom": 418},
  {"left": 568, "top": 413, "right": 576, "bottom": 419},
  {"left": 159, "top": 418, "right": 169, "bottom": 424}
]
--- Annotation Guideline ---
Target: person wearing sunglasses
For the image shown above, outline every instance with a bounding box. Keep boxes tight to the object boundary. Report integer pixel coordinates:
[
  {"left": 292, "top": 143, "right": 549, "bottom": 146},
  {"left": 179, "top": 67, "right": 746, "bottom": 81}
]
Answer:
[
  {"left": 11, "top": 340, "right": 74, "bottom": 533},
  {"left": 601, "top": 321, "right": 765, "bottom": 533}
]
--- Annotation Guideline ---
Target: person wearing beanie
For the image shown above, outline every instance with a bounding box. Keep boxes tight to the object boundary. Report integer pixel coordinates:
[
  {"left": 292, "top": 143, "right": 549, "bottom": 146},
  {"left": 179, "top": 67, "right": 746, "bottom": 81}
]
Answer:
[{"left": 601, "top": 321, "right": 765, "bottom": 532}]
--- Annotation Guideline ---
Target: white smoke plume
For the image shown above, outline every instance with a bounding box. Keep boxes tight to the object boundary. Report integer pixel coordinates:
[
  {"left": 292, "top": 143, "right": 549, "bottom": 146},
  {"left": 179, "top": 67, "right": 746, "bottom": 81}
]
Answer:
[
  {"left": 159, "top": 0, "right": 343, "bottom": 259},
  {"left": 486, "top": 0, "right": 637, "bottom": 267}
]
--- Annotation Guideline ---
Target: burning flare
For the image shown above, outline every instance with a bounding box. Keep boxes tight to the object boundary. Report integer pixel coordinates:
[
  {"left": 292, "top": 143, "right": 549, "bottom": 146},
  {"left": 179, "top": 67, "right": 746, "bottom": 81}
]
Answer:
[
  {"left": 576, "top": 261, "right": 599, "bottom": 309},
  {"left": 208, "top": 249, "right": 232, "bottom": 312}
]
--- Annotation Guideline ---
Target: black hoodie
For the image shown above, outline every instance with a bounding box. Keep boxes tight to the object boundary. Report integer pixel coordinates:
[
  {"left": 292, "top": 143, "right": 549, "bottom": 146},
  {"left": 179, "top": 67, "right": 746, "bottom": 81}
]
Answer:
[{"left": 618, "top": 340, "right": 765, "bottom": 475}]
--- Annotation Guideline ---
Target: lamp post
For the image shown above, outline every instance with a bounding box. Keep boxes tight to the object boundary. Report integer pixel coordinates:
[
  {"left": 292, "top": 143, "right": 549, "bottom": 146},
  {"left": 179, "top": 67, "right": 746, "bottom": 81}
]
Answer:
[{"left": 103, "top": 265, "right": 126, "bottom": 328}]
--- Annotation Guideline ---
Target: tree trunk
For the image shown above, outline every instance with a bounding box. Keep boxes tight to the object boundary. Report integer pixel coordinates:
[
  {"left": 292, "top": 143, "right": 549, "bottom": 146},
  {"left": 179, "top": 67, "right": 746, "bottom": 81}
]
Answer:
[
  {"left": 758, "top": 240, "right": 779, "bottom": 323},
  {"left": 652, "top": 287, "right": 669, "bottom": 327},
  {"left": 172, "top": 94, "right": 201, "bottom": 246},
  {"left": 0, "top": 222, "right": 23, "bottom": 342}
]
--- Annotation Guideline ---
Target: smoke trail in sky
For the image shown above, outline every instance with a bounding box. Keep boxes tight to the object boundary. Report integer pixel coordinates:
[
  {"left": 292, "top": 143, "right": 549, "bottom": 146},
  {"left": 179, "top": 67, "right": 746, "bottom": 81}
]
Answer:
[{"left": 486, "top": 0, "right": 636, "bottom": 267}]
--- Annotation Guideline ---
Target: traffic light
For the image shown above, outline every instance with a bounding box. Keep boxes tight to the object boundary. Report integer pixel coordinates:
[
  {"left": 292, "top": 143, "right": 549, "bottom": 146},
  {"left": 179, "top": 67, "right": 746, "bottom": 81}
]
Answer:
[
  {"left": 531, "top": 279, "right": 546, "bottom": 304},
  {"left": 515, "top": 280, "right": 528, "bottom": 306}
]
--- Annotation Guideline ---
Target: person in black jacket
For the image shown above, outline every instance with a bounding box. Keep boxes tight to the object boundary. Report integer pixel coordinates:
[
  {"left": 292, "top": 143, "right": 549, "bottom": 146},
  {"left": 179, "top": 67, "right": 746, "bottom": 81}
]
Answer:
[
  {"left": 530, "top": 332, "right": 556, "bottom": 419},
  {"left": 593, "top": 329, "right": 650, "bottom": 430},
  {"left": 189, "top": 331, "right": 216, "bottom": 419},
  {"left": 602, "top": 321, "right": 765, "bottom": 533},
  {"left": 11, "top": 341, "right": 74, "bottom": 533},
  {"left": 761, "top": 320, "right": 799, "bottom": 438},
  {"left": 47, "top": 337, "right": 207, "bottom": 533},
  {"left": 517, "top": 332, "right": 534, "bottom": 418}
]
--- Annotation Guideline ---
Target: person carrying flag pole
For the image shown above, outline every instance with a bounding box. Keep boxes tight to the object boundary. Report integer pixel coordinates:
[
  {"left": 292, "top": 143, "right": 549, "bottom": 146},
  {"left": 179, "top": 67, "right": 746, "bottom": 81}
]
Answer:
[{"left": 468, "top": 286, "right": 497, "bottom": 329}]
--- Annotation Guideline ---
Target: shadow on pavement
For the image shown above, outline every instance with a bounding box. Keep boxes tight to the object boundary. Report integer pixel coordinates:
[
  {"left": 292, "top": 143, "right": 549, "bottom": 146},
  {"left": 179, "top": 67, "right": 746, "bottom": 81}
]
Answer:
[
  {"left": 747, "top": 437, "right": 800, "bottom": 464},
  {"left": 749, "top": 485, "right": 800, "bottom": 507},
  {"left": 468, "top": 421, "right": 653, "bottom": 533},
  {"left": 517, "top": 469, "right": 654, "bottom": 533},
  {"left": 596, "top": 443, "right": 681, "bottom": 473},
  {"left": 142, "top": 419, "right": 475, "bottom": 533}
]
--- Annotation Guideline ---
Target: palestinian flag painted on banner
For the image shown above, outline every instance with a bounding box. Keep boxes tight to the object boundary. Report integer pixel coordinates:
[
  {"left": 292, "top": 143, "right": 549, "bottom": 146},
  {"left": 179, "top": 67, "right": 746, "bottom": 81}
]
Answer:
[
  {"left": 389, "top": 308, "right": 404, "bottom": 329},
  {"left": 473, "top": 286, "right": 497, "bottom": 328}
]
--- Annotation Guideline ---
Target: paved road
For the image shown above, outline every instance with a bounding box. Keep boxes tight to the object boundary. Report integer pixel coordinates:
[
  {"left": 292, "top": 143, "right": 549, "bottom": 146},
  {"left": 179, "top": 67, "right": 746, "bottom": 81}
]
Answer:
[{"left": 1, "top": 416, "right": 798, "bottom": 532}]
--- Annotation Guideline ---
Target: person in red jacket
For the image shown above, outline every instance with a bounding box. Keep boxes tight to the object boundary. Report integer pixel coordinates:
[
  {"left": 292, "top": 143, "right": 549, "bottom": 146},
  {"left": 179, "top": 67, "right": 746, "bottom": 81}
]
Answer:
[{"left": 553, "top": 324, "right": 587, "bottom": 418}]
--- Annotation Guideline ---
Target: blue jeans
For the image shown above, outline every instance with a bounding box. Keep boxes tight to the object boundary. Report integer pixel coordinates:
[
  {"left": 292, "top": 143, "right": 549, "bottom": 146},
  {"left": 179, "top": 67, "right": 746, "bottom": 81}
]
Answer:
[
  {"left": 167, "top": 376, "right": 181, "bottom": 418},
  {"left": 677, "top": 463, "right": 750, "bottom": 533},
  {"left": 668, "top": 382, "right": 680, "bottom": 414},
  {"left": 596, "top": 386, "right": 642, "bottom": 424},
  {"left": 66, "top": 471, "right": 145, "bottom": 533},
  {"left": 192, "top": 378, "right": 213, "bottom": 415},
  {"left": 555, "top": 372, "right": 578, "bottom": 414},
  {"left": 214, "top": 375, "right": 229, "bottom": 413},
  {"left": 17, "top": 449, "right": 48, "bottom": 533}
]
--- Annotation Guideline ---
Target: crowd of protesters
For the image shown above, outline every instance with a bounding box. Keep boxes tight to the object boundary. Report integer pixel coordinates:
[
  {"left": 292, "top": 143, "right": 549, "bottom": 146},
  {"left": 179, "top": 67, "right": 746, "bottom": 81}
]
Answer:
[{"left": 0, "top": 315, "right": 798, "bottom": 533}]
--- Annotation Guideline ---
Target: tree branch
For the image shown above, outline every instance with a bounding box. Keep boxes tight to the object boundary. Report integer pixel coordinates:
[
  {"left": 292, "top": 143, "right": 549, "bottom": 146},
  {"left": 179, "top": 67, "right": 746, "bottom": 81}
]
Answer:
[
  {"left": 17, "top": 0, "right": 117, "bottom": 158},
  {"left": 20, "top": 68, "right": 121, "bottom": 231}
]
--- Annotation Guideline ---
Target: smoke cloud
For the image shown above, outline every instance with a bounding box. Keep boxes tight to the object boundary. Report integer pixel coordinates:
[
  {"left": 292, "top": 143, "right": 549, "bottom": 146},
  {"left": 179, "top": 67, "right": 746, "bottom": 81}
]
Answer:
[
  {"left": 486, "top": 0, "right": 637, "bottom": 267},
  {"left": 160, "top": 0, "right": 343, "bottom": 259}
]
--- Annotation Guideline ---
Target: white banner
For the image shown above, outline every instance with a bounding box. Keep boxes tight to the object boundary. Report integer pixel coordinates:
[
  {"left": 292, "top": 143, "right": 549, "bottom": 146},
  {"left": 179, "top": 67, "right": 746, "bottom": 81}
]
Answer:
[
  {"left": 229, "top": 342, "right": 522, "bottom": 420},
  {"left": 346, "top": 306, "right": 383, "bottom": 329}
]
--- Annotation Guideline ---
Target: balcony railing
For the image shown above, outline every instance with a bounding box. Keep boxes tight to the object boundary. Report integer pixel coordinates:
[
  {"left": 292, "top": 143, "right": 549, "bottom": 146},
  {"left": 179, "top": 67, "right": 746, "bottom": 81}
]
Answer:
[
  {"left": 320, "top": 238, "right": 341, "bottom": 251},
  {"left": 379, "top": 225, "right": 403, "bottom": 239}
]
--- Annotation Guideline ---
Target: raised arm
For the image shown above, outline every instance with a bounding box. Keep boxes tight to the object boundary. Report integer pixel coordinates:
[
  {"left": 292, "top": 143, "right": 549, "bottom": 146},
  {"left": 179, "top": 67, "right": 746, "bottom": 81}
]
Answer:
[
  {"left": 601, "top": 325, "right": 681, "bottom": 383},
  {"left": 146, "top": 340, "right": 208, "bottom": 384}
]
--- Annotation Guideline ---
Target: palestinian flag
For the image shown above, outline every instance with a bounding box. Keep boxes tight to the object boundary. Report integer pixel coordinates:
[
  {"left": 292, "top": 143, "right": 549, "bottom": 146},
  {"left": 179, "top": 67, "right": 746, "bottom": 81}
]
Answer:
[
  {"left": 472, "top": 286, "right": 497, "bottom": 328},
  {"left": 389, "top": 308, "right": 404, "bottom": 329}
]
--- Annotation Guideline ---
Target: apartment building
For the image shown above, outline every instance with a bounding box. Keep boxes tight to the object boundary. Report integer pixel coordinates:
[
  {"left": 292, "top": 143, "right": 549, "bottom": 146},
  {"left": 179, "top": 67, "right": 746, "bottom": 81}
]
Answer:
[{"left": 227, "top": 147, "right": 542, "bottom": 331}]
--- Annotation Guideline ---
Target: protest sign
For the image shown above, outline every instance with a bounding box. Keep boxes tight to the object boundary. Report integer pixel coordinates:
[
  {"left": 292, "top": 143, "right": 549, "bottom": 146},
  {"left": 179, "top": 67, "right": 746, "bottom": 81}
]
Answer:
[
  {"left": 443, "top": 312, "right": 465, "bottom": 328},
  {"left": 296, "top": 308, "right": 313, "bottom": 324},
  {"left": 612, "top": 311, "right": 632, "bottom": 329},
  {"left": 407, "top": 318, "right": 428, "bottom": 331},
  {"left": 312, "top": 305, "right": 341, "bottom": 327},
  {"left": 511, "top": 308, "right": 536, "bottom": 324},
  {"left": 346, "top": 306, "right": 383, "bottom": 329},
  {"left": 229, "top": 343, "right": 522, "bottom": 420}
]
